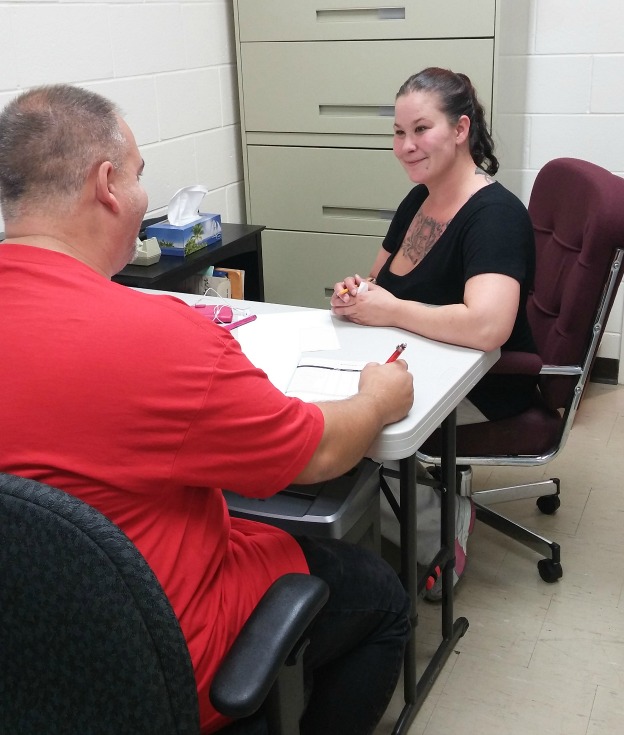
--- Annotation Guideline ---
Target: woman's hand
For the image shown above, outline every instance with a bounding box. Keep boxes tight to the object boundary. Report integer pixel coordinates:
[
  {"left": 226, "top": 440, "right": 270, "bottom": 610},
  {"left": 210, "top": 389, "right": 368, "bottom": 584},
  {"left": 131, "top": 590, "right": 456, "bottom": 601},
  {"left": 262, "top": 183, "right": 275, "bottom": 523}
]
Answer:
[
  {"left": 331, "top": 278, "right": 399, "bottom": 326},
  {"left": 331, "top": 273, "right": 366, "bottom": 304}
]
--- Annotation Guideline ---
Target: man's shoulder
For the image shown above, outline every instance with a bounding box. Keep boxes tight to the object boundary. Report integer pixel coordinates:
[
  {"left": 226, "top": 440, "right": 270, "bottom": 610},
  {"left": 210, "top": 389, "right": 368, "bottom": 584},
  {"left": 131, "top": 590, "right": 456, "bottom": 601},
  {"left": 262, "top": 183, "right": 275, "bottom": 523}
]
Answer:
[{"left": 114, "top": 287, "right": 232, "bottom": 347}]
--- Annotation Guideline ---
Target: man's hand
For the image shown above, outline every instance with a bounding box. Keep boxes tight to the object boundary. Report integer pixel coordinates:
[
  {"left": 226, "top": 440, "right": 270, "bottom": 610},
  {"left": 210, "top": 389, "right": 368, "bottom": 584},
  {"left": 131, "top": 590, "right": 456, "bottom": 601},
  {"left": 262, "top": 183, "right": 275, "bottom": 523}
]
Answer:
[
  {"left": 293, "top": 358, "right": 413, "bottom": 484},
  {"left": 356, "top": 360, "right": 413, "bottom": 426}
]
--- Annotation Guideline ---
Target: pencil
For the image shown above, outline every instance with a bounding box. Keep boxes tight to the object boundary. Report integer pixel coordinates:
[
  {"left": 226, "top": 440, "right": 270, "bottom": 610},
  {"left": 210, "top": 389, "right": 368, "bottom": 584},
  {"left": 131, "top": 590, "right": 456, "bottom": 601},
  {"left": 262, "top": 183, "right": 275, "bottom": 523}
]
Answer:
[
  {"left": 338, "top": 280, "right": 369, "bottom": 297},
  {"left": 386, "top": 343, "right": 407, "bottom": 363},
  {"left": 223, "top": 314, "right": 257, "bottom": 331}
]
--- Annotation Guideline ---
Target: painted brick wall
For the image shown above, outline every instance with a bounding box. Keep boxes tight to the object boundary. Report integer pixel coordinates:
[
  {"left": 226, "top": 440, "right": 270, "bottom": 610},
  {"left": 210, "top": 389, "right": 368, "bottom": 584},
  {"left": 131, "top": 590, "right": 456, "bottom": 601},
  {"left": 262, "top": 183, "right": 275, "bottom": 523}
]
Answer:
[
  {"left": 495, "top": 0, "right": 624, "bottom": 373},
  {"left": 0, "top": 0, "right": 244, "bottom": 232}
]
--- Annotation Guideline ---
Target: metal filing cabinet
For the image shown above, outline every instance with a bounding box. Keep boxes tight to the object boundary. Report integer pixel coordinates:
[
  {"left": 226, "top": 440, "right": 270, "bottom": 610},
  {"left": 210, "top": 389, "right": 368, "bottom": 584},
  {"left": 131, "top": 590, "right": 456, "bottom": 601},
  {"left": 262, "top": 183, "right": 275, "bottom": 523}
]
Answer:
[{"left": 233, "top": 0, "right": 497, "bottom": 307}]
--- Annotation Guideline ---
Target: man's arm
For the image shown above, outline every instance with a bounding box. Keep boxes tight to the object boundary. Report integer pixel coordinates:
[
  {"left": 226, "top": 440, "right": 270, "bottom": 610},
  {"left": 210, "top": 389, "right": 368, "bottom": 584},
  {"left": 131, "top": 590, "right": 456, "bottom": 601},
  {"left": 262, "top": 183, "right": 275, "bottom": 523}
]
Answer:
[{"left": 292, "top": 360, "right": 413, "bottom": 484}]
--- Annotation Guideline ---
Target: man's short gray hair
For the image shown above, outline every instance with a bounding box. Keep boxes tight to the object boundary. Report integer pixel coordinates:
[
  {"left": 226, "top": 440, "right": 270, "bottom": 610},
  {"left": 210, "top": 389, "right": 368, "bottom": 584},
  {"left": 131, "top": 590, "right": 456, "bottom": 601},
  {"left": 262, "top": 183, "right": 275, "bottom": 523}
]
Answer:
[{"left": 0, "top": 85, "right": 125, "bottom": 221}]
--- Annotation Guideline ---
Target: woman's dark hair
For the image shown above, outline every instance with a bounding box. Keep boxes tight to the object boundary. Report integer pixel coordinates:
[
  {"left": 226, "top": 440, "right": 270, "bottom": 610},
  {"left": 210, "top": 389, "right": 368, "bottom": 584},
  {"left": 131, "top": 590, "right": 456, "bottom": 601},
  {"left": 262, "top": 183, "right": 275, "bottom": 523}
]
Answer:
[{"left": 397, "top": 67, "right": 499, "bottom": 176}]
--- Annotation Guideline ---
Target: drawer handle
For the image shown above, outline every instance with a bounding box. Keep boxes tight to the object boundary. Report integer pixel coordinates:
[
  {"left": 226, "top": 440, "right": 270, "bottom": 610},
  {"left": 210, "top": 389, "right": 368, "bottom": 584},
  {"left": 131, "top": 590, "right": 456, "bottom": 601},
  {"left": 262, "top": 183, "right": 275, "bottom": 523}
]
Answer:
[
  {"left": 319, "top": 104, "right": 394, "bottom": 118},
  {"left": 316, "top": 8, "right": 406, "bottom": 22},
  {"left": 322, "top": 206, "right": 395, "bottom": 221}
]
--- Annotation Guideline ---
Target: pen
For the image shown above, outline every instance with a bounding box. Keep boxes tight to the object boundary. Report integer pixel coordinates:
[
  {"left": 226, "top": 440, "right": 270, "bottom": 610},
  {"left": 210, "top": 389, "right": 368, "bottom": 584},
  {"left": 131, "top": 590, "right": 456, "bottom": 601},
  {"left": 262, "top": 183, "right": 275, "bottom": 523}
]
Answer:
[
  {"left": 223, "top": 314, "right": 257, "bottom": 331},
  {"left": 337, "top": 280, "right": 369, "bottom": 296},
  {"left": 386, "top": 343, "right": 407, "bottom": 363}
]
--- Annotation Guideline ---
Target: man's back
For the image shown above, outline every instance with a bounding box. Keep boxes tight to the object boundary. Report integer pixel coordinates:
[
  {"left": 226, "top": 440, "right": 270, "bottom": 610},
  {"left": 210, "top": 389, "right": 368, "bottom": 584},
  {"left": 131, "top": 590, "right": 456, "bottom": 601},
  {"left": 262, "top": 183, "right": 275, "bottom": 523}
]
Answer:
[{"left": 0, "top": 243, "right": 322, "bottom": 732}]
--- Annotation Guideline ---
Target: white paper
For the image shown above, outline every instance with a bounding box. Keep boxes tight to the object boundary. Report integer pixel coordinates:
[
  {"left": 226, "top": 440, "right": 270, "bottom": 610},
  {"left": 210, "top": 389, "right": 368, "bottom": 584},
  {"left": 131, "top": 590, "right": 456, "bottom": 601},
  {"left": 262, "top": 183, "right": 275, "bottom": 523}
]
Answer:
[
  {"left": 286, "top": 358, "right": 366, "bottom": 402},
  {"left": 235, "top": 311, "right": 340, "bottom": 392}
]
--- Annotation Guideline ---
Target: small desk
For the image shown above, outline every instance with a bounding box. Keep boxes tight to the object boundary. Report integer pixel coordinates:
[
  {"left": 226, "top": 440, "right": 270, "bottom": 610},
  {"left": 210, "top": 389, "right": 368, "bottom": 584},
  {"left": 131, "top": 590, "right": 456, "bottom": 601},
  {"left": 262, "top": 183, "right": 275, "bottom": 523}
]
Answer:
[
  {"left": 113, "top": 223, "right": 265, "bottom": 301},
  {"left": 137, "top": 290, "right": 499, "bottom": 734}
]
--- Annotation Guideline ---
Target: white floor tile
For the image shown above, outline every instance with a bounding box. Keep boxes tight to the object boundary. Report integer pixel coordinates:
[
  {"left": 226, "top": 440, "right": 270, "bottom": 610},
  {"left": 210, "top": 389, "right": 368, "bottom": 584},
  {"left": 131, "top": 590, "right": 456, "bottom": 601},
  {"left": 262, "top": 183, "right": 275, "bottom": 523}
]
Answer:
[{"left": 377, "top": 381, "right": 624, "bottom": 734}]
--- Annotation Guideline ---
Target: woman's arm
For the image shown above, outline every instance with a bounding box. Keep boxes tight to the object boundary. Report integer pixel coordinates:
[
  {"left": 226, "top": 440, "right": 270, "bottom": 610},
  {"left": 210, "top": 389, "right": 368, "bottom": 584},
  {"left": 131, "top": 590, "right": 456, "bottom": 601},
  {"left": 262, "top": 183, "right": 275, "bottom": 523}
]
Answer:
[
  {"left": 332, "top": 190, "right": 529, "bottom": 352},
  {"left": 332, "top": 272, "right": 520, "bottom": 352},
  {"left": 370, "top": 248, "right": 390, "bottom": 280}
]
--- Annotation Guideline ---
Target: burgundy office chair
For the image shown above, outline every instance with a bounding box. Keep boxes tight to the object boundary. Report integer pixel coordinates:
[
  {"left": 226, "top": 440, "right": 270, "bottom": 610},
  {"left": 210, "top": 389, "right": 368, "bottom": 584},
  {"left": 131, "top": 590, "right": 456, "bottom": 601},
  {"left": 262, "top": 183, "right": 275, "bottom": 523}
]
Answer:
[{"left": 418, "top": 158, "right": 624, "bottom": 583}]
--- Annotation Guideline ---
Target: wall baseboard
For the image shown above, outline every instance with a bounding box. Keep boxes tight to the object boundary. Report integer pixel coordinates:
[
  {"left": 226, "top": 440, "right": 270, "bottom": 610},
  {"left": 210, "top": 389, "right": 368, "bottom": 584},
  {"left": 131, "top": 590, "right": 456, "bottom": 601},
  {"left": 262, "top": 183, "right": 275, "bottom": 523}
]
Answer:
[{"left": 591, "top": 357, "right": 619, "bottom": 385}]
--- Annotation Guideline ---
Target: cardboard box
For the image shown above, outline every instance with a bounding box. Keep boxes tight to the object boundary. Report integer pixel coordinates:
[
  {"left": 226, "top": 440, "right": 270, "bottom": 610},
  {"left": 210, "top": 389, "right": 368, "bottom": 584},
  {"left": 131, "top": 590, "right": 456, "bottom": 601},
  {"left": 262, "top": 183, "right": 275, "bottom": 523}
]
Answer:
[{"left": 145, "top": 213, "right": 222, "bottom": 257}]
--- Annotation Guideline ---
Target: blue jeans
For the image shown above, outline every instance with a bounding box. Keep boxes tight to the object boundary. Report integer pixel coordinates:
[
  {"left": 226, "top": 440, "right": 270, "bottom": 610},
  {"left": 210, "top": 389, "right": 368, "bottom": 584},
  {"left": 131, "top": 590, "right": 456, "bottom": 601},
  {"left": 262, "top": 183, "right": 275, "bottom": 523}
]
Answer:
[{"left": 218, "top": 536, "right": 410, "bottom": 735}]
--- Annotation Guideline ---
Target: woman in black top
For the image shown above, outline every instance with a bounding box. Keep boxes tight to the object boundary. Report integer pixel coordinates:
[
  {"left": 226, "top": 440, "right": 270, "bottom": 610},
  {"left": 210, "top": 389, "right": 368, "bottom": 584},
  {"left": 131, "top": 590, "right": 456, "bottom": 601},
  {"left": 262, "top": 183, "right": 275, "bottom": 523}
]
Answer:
[{"left": 331, "top": 67, "right": 537, "bottom": 598}]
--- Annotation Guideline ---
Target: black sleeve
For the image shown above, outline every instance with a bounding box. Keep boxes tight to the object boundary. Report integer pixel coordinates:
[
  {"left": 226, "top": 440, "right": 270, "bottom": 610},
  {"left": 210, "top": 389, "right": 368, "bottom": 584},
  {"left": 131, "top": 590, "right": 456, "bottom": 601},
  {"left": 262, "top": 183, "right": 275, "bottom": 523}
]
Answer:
[{"left": 461, "top": 196, "right": 535, "bottom": 287}]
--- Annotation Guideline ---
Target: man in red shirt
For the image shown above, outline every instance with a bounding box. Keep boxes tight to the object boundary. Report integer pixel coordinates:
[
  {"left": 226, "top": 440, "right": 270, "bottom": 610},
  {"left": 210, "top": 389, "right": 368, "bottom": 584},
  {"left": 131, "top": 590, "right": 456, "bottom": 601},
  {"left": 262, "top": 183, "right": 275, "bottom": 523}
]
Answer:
[{"left": 0, "top": 85, "right": 413, "bottom": 735}]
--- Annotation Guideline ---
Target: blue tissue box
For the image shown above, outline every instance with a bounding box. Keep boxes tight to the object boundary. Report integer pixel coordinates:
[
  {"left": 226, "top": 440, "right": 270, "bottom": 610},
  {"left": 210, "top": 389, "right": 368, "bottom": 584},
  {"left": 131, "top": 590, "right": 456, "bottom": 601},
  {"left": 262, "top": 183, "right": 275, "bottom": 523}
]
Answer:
[{"left": 145, "top": 213, "right": 222, "bottom": 257}]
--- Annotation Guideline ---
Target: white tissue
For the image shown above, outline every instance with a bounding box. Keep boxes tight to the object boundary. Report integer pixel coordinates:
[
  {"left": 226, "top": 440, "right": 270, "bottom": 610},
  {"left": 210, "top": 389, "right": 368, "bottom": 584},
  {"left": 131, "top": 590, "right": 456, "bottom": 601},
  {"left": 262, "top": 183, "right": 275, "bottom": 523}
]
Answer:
[{"left": 167, "top": 185, "right": 209, "bottom": 226}]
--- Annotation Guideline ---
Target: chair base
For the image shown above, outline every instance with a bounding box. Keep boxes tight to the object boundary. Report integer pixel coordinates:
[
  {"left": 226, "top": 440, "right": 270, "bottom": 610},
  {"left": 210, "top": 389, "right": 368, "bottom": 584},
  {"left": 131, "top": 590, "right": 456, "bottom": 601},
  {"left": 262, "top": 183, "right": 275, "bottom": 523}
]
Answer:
[
  {"left": 474, "top": 501, "right": 562, "bottom": 583},
  {"left": 473, "top": 476, "right": 560, "bottom": 507},
  {"left": 444, "top": 466, "right": 563, "bottom": 583}
]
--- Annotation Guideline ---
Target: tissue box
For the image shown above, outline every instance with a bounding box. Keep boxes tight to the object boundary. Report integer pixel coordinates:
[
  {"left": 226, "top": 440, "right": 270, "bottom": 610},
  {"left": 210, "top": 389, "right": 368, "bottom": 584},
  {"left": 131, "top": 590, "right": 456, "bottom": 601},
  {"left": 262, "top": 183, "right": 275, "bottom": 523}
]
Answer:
[{"left": 145, "top": 214, "right": 222, "bottom": 257}]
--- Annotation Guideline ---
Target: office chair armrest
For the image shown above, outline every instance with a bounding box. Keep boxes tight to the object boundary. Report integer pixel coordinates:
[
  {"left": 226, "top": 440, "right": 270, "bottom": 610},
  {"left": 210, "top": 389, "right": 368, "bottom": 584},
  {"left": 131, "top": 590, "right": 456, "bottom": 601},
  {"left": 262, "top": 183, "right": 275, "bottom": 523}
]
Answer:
[
  {"left": 539, "top": 364, "right": 584, "bottom": 376},
  {"left": 490, "top": 351, "right": 543, "bottom": 375},
  {"left": 491, "top": 352, "right": 582, "bottom": 377},
  {"left": 210, "top": 573, "right": 329, "bottom": 720}
]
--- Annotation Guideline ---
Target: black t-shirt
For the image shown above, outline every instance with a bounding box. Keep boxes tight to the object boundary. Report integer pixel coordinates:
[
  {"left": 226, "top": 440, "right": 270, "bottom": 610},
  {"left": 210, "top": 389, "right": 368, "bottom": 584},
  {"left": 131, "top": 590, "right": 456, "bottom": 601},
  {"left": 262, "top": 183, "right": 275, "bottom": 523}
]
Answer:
[{"left": 377, "top": 181, "right": 538, "bottom": 421}]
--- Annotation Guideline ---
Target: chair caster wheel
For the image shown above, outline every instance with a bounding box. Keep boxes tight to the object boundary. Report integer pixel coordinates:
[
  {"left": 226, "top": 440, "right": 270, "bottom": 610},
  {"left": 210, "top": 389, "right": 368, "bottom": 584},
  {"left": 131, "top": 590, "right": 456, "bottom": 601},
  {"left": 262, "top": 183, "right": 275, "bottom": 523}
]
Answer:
[
  {"left": 536, "top": 494, "right": 560, "bottom": 515},
  {"left": 538, "top": 558, "right": 562, "bottom": 583}
]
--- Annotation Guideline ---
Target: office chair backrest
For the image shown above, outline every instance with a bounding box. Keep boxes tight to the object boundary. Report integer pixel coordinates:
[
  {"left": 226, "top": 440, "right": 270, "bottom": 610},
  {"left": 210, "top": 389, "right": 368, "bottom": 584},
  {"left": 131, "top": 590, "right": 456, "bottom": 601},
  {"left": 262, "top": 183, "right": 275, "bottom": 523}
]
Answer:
[
  {"left": 527, "top": 157, "right": 624, "bottom": 411},
  {"left": 0, "top": 473, "right": 200, "bottom": 735},
  {"left": 420, "top": 158, "right": 624, "bottom": 461}
]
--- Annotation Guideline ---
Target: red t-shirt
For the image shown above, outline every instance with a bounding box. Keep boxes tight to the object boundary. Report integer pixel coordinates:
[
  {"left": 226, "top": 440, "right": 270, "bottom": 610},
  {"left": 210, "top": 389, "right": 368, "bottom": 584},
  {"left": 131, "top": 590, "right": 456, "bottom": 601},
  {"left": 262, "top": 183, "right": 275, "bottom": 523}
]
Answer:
[{"left": 0, "top": 244, "right": 324, "bottom": 732}]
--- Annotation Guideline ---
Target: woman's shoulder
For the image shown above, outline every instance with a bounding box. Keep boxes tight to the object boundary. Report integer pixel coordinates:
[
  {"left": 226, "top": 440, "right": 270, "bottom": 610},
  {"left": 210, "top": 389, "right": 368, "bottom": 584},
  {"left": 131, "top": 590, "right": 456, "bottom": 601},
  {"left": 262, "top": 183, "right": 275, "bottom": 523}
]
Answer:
[
  {"left": 473, "top": 180, "right": 527, "bottom": 210},
  {"left": 393, "top": 184, "right": 428, "bottom": 220},
  {"left": 400, "top": 183, "right": 428, "bottom": 208},
  {"left": 462, "top": 181, "right": 532, "bottom": 227},
  {"left": 383, "top": 184, "right": 429, "bottom": 252}
]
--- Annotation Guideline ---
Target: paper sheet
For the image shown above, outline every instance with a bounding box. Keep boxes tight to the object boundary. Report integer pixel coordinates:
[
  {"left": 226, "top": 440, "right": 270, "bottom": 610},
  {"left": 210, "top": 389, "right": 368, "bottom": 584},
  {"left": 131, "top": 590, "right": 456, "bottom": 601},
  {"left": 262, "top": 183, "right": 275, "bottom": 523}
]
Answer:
[
  {"left": 235, "top": 311, "right": 340, "bottom": 392},
  {"left": 285, "top": 358, "right": 366, "bottom": 402}
]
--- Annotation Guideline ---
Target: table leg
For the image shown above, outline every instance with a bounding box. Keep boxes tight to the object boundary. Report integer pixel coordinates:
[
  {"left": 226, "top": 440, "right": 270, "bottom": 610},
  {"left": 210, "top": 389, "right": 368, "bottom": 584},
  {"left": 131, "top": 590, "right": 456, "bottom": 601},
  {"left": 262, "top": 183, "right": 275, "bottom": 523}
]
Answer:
[
  {"left": 392, "top": 409, "right": 469, "bottom": 735},
  {"left": 399, "top": 453, "right": 418, "bottom": 703}
]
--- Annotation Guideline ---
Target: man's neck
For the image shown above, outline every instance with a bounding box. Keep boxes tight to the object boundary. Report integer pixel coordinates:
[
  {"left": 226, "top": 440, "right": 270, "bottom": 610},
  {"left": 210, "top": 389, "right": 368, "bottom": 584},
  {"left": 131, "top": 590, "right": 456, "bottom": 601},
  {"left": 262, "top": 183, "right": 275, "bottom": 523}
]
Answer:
[{"left": 3, "top": 232, "right": 110, "bottom": 278}]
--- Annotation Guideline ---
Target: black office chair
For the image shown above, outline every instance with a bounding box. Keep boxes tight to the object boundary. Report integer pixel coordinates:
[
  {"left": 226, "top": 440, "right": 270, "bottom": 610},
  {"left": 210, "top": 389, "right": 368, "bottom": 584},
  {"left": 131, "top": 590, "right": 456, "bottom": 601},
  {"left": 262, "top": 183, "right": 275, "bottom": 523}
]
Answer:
[
  {"left": 417, "top": 158, "right": 624, "bottom": 582},
  {"left": 0, "top": 473, "right": 328, "bottom": 735}
]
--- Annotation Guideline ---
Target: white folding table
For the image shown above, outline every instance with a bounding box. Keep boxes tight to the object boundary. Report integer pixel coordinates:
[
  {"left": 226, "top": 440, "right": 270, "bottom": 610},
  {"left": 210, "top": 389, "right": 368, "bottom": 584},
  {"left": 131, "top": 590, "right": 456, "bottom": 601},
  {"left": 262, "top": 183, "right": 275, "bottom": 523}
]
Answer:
[{"left": 138, "top": 290, "right": 499, "bottom": 733}]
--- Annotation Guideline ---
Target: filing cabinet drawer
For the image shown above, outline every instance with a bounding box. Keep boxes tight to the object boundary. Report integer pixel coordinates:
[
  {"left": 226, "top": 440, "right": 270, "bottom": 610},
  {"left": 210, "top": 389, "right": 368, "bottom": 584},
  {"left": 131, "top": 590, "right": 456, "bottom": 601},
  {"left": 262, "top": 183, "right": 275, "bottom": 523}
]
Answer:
[
  {"left": 262, "top": 230, "right": 384, "bottom": 308},
  {"left": 240, "top": 39, "right": 493, "bottom": 135},
  {"left": 247, "top": 146, "right": 410, "bottom": 236},
  {"left": 235, "top": 0, "right": 495, "bottom": 42}
]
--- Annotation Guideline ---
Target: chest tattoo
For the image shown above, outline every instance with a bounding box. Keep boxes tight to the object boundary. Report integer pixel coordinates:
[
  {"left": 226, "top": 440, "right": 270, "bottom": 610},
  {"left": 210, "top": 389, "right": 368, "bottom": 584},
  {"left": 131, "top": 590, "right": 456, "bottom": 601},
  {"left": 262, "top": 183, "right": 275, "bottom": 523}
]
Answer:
[{"left": 401, "top": 211, "right": 451, "bottom": 266}]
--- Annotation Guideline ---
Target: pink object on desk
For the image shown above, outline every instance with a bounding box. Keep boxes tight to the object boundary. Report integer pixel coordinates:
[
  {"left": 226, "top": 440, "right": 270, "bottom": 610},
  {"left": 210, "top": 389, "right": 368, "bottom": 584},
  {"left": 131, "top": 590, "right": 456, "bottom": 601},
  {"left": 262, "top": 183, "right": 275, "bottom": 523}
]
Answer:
[
  {"left": 193, "top": 304, "right": 233, "bottom": 323},
  {"left": 223, "top": 314, "right": 257, "bottom": 331}
]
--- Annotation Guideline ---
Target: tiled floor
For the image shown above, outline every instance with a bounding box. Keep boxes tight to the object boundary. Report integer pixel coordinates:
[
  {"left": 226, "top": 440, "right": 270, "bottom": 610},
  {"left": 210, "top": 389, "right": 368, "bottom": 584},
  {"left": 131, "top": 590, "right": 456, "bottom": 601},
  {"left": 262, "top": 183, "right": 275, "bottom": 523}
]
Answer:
[{"left": 377, "top": 380, "right": 624, "bottom": 735}]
